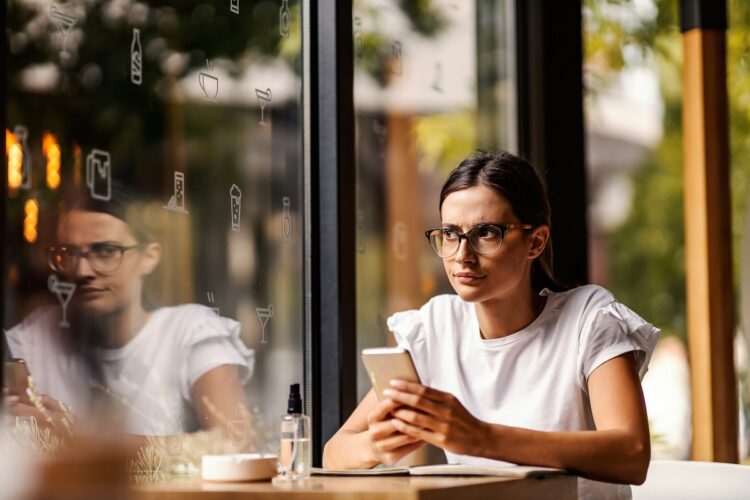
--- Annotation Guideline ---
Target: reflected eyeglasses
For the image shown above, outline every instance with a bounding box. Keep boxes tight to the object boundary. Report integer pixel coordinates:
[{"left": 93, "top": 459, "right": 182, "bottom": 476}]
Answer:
[
  {"left": 47, "top": 243, "right": 140, "bottom": 274},
  {"left": 424, "top": 223, "right": 535, "bottom": 258}
]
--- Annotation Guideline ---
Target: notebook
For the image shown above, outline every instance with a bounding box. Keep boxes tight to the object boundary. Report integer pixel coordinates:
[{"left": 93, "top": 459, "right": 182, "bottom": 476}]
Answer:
[{"left": 312, "top": 463, "right": 566, "bottom": 478}]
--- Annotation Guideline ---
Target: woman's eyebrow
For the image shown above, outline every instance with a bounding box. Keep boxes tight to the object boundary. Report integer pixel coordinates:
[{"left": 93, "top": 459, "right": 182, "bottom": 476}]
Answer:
[{"left": 441, "top": 223, "right": 461, "bottom": 229}]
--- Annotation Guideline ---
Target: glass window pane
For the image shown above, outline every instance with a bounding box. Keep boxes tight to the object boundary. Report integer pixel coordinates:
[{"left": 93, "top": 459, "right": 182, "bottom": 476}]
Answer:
[
  {"left": 4, "top": 0, "right": 305, "bottom": 465},
  {"left": 353, "top": 0, "right": 516, "bottom": 401}
]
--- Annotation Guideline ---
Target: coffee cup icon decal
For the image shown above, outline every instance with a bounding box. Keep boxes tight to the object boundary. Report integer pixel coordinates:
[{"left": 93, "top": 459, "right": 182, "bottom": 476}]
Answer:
[
  {"left": 199, "top": 60, "right": 218, "bottom": 101},
  {"left": 282, "top": 196, "right": 292, "bottom": 240},
  {"left": 86, "top": 149, "right": 112, "bottom": 201},
  {"left": 230, "top": 184, "right": 242, "bottom": 232}
]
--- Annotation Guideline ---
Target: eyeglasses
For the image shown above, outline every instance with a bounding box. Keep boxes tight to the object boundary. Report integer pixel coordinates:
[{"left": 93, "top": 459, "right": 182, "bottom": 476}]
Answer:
[
  {"left": 47, "top": 243, "right": 140, "bottom": 274},
  {"left": 424, "top": 223, "right": 535, "bottom": 258}
]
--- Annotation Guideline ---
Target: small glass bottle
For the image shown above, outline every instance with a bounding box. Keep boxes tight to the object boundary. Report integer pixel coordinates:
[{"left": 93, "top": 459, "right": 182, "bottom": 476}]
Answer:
[{"left": 278, "top": 383, "right": 311, "bottom": 480}]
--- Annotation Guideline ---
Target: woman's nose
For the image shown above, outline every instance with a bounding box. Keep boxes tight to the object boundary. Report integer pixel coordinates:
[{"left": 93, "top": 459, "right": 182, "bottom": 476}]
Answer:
[
  {"left": 73, "top": 255, "right": 96, "bottom": 278},
  {"left": 454, "top": 238, "right": 476, "bottom": 263}
]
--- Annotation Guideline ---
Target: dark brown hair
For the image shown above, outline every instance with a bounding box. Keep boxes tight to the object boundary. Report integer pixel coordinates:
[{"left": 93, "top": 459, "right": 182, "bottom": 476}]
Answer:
[{"left": 439, "top": 151, "right": 566, "bottom": 292}]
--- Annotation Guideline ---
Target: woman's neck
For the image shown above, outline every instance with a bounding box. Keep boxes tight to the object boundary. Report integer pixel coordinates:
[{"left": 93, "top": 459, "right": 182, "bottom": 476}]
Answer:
[
  {"left": 88, "top": 305, "right": 150, "bottom": 349},
  {"left": 474, "top": 285, "right": 546, "bottom": 340}
]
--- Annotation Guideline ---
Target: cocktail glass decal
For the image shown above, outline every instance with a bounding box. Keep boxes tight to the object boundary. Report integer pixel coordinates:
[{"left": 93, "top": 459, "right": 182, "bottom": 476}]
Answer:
[
  {"left": 279, "top": 0, "right": 291, "bottom": 38},
  {"left": 230, "top": 184, "right": 242, "bottom": 232},
  {"left": 255, "top": 88, "right": 272, "bottom": 126},
  {"left": 391, "top": 41, "right": 402, "bottom": 75},
  {"left": 86, "top": 149, "right": 111, "bottom": 201},
  {"left": 14, "top": 126, "right": 32, "bottom": 190},
  {"left": 48, "top": 5, "right": 77, "bottom": 60},
  {"left": 282, "top": 197, "right": 292, "bottom": 241},
  {"left": 256, "top": 305, "right": 274, "bottom": 344},
  {"left": 393, "top": 222, "right": 408, "bottom": 261},
  {"left": 48, "top": 275, "right": 76, "bottom": 328},
  {"left": 199, "top": 60, "right": 219, "bottom": 101},
  {"left": 163, "top": 171, "right": 189, "bottom": 214},
  {"left": 131, "top": 28, "right": 142, "bottom": 85},
  {"left": 230, "top": 0, "right": 240, "bottom": 14},
  {"left": 432, "top": 62, "right": 443, "bottom": 92}
]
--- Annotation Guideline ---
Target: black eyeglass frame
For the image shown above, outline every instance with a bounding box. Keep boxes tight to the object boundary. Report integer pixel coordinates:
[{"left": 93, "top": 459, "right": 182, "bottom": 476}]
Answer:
[
  {"left": 47, "top": 243, "right": 141, "bottom": 274},
  {"left": 424, "top": 223, "right": 536, "bottom": 258}
]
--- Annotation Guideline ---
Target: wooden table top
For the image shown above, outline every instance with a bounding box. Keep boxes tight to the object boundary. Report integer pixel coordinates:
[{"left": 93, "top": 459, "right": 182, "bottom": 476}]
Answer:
[{"left": 135, "top": 474, "right": 577, "bottom": 500}]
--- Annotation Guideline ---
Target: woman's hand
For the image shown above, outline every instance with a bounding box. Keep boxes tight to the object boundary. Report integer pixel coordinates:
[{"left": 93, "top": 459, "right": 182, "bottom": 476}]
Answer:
[
  {"left": 4, "top": 393, "right": 74, "bottom": 436},
  {"left": 384, "top": 379, "right": 489, "bottom": 457},
  {"left": 365, "top": 394, "right": 425, "bottom": 465}
]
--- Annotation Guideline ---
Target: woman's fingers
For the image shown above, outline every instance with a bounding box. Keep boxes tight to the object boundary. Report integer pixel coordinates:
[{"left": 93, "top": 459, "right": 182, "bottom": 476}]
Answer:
[
  {"left": 377, "top": 440, "right": 425, "bottom": 466},
  {"left": 367, "top": 397, "right": 400, "bottom": 425},
  {"left": 374, "top": 431, "right": 421, "bottom": 452},
  {"left": 382, "top": 387, "right": 446, "bottom": 419}
]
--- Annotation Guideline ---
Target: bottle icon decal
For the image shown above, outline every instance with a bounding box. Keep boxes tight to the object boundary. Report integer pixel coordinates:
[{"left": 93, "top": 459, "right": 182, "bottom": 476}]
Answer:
[
  {"left": 163, "top": 171, "right": 189, "bottom": 214},
  {"left": 432, "top": 62, "right": 443, "bottom": 92},
  {"left": 86, "top": 149, "right": 111, "bottom": 201},
  {"left": 356, "top": 209, "right": 366, "bottom": 253},
  {"left": 282, "top": 196, "right": 292, "bottom": 241},
  {"left": 354, "top": 17, "right": 363, "bottom": 59},
  {"left": 131, "top": 28, "right": 142, "bottom": 85},
  {"left": 280, "top": 0, "right": 291, "bottom": 38},
  {"left": 391, "top": 41, "right": 402, "bottom": 75},
  {"left": 14, "top": 126, "right": 32, "bottom": 190},
  {"left": 230, "top": 184, "right": 242, "bottom": 232}
]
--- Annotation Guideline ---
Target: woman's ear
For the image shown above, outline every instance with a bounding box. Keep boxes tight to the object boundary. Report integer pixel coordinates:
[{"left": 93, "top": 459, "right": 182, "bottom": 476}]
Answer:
[
  {"left": 139, "top": 242, "right": 162, "bottom": 276},
  {"left": 528, "top": 225, "right": 550, "bottom": 260}
]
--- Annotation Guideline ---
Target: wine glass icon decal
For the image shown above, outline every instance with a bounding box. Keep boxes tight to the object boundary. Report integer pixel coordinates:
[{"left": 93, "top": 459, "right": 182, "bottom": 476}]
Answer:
[
  {"left": 255, "top": 88, "right": 272, "bottom": 126},
  {"left": 48, "top": 5, "right": 77, "bottom": 60},
  {"left": 354, "top": 17, "right": 363, "bottom": 59},
  {"left": 279, "top": 0, "right": 291, "bottom": 38},
  {"left": 391, "top": 41, "right": 403, "bottom": 75},
  {"left": 282, "top": 196, "right": 292, "bottom": 241},
  {"left": 230, "top": 184, "right": 242, "bottom": 232},
  {"left": 256, "top": 305, "right": 274, "bottom": 344},
  {"left": 163, "top": 171, "right": 189, "bottom": 214},
  {"left": 48, "top": 275, "right": 76, "bottom": 328},
  {"left": 357, "top": 209, "right": 366, "bottom": 253},
  {"left": 230, "top": 0, "right": 240, "bottom": 15},
  {"left": 199, "top": 60, "right": 219, "bottom": 101}
]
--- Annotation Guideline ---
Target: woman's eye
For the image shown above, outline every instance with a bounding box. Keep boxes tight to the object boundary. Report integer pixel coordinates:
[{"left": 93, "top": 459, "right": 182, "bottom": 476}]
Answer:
[
  {"left": 478, "top": 228, "right": 501, "bottom": 239},
  {"left": 442, "top": 230, "right": 459, "bottom": 240},
  {"left": 94, "top": 246, "right": 118, "bottom": 258}
]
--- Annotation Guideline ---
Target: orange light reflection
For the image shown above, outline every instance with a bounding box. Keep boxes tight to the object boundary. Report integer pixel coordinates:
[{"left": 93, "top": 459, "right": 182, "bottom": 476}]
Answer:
[
  {"left": 43, "top": 132, "right": 61, "bottom": 189},
  {"left": 6, "top": 129, "right": 23, "bottom": 188}
]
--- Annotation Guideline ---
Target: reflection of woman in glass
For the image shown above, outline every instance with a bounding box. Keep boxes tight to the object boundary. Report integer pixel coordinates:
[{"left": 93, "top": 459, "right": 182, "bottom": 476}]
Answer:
[
  {"left": 4, "top": 188, "right": 253, "bottom": 439},
  {"left": 324, "top": 152, "right": 659, "bottom": 499}
]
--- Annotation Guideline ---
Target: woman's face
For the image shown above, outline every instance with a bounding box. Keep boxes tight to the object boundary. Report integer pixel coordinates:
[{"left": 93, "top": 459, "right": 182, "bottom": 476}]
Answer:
[
  {"left": 439, "top": 185, "right": 547, "bottom": 304},
  {"left": 56, "top": 210, "right": 160, "bottom": 316}
]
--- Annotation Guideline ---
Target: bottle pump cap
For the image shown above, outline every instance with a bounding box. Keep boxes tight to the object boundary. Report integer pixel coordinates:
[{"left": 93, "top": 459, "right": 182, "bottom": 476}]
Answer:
[{"left": 287, "top": 383, "right": 302, "bottom": 414}]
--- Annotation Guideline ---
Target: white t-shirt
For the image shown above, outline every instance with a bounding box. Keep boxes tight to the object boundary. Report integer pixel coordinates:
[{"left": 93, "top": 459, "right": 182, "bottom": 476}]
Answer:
[
  {"left": 6, "top": 304, "right": 254, "bottom": 435},
  {"left": 387, "top": 284, "right": 660, "bottom": 500}
]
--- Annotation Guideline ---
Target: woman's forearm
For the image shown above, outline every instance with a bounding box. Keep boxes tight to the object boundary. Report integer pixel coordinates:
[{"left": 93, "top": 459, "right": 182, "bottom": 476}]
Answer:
[
  {"left": 323, "top": 429, "right": 380, "bottom": 470},
  {"left": 482, "top": 423, "right": 650, "bottom": 485}
]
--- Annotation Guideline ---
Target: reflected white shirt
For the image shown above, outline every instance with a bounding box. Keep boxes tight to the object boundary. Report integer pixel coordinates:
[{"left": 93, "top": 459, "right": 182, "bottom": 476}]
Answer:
[{"left": 6, "top": 304, "right": 254, "bottom": 435}]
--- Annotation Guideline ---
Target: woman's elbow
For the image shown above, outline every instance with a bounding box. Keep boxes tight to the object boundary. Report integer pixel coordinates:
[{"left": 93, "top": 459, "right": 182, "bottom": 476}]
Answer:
[{"left": 627, "top": 438, "right": 651, "bottom": 485}]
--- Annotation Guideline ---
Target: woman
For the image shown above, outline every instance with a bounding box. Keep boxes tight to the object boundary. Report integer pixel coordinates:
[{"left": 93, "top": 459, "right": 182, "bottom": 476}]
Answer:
[
  {"left": 323, "top": 151, "right": 659, "bottom": 499},
  {"left": 4, "top": 187, "right": 253, "bottom": 440}
]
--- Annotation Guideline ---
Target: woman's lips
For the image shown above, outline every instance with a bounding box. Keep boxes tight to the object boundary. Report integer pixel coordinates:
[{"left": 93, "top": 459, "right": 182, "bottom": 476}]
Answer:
[
  {"left": 78, "top": 287, "right": 107, "bottom": 294},
  {"left": 454, "top": 272, "right": 486, "bottom": 284}
]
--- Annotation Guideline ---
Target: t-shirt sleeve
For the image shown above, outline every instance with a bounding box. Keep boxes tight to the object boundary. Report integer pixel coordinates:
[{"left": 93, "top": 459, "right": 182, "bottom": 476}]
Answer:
[
  {"left": 182, "top": 311, "right": 255, "bottom": 401},
  {"left": 386, "top": 309, "right": 430, "bottom": 384},
  {"left": 578, "top": 300, "right": 661, "bottom": 388}
]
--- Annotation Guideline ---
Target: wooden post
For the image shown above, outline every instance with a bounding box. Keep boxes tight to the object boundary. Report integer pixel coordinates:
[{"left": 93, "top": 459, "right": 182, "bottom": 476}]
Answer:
[{"left": 680, "top": 0, "right": 738, "bottom": 463}]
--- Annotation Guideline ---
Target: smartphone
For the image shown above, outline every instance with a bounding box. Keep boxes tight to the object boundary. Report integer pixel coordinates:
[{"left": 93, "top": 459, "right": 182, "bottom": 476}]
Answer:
[
  {"left": 361, "top": 347, "right": 420, "bottom": 400},
  {"left": 3, "top": 359, "right": 30, "bottom": 398}
]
